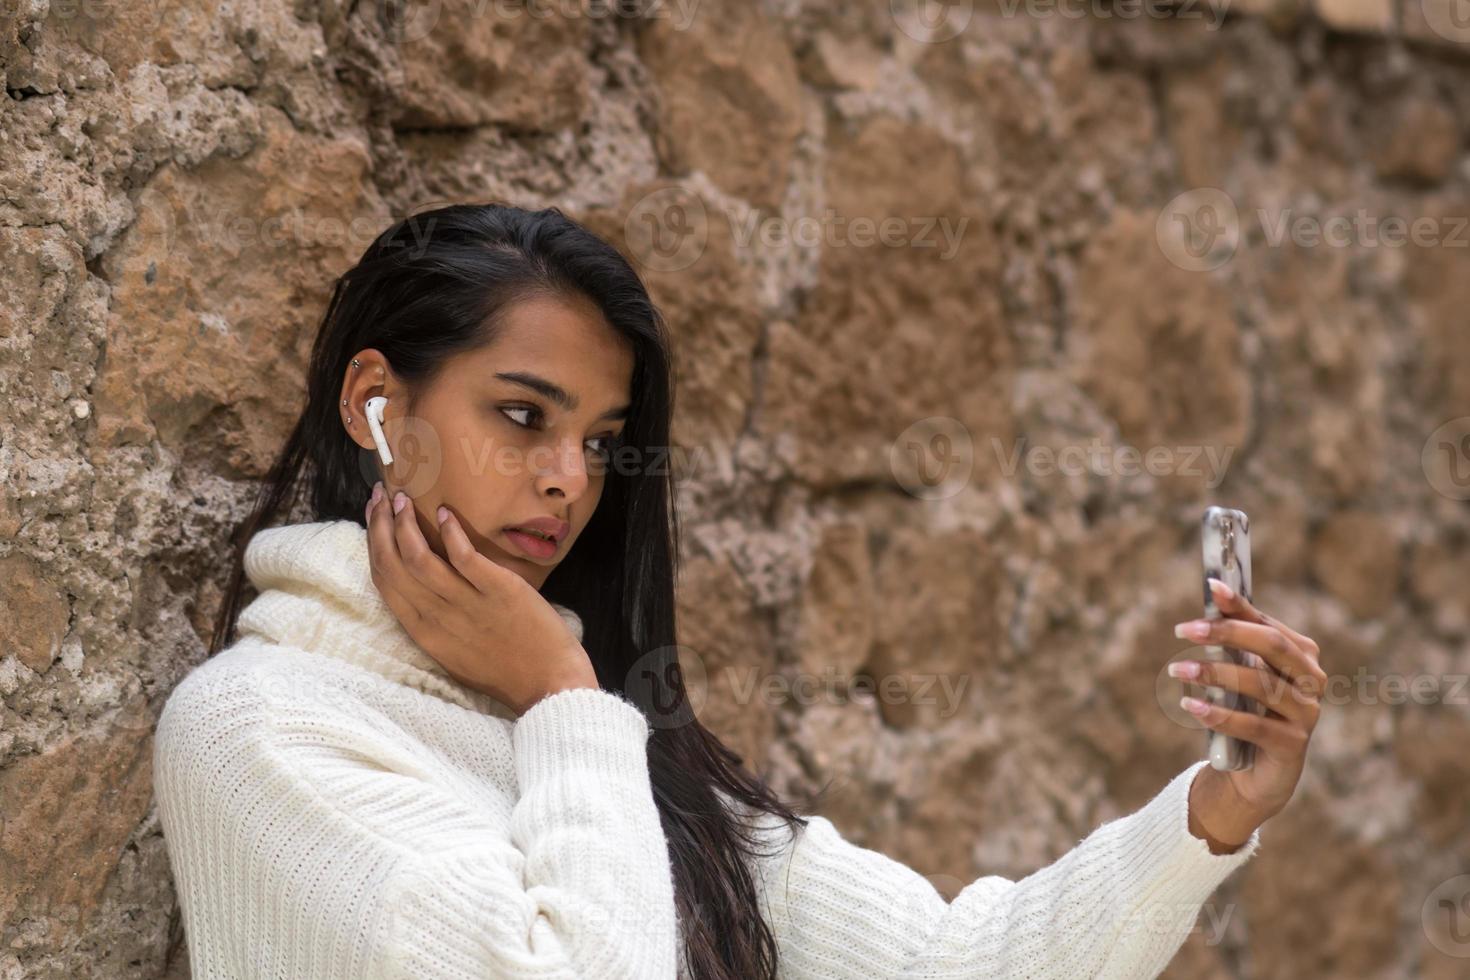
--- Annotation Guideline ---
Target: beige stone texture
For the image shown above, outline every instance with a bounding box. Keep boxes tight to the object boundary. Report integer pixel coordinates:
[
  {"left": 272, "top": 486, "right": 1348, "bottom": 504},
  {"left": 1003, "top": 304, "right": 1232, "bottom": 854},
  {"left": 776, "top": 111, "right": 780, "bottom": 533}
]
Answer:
[{"left": 2, "top": 1, "right": 1467, "bottom": 976}]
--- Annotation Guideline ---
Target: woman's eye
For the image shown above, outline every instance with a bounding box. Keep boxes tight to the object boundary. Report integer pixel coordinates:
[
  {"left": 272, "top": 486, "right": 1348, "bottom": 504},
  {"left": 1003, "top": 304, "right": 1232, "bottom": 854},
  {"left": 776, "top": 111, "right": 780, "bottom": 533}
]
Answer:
[
  {"left": 499, "top": 405, "right": 540, "bottom": 428},
  {"left": 500, "top": 405, "right": 618, "bottom": 461}
]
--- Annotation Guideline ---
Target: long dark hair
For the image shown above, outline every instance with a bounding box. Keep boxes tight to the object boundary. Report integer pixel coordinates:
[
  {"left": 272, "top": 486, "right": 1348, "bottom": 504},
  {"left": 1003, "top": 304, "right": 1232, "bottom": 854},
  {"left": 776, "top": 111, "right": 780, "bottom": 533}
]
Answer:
[{"left": 181, "top": 202, "right": 811, "bottom": 978}]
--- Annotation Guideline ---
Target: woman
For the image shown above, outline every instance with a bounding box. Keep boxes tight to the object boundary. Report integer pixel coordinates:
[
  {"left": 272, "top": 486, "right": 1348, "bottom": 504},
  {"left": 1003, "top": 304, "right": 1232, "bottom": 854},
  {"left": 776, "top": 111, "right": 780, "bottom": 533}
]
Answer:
[{"left": 152, "top": 202, "right": 1325, "bottom": 979}]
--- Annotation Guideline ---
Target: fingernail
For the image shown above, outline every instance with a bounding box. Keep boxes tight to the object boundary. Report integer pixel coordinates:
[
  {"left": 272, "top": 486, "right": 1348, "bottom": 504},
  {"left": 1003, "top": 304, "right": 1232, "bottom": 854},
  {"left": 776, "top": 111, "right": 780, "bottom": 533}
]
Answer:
[
  {"left": 1168, "top": 660, "right": 1201, "bottom": 680},
  {"left": 371, "top": 481, "right": 383, "bottom": 504},
  {"left": 1181, "top": 695, "right": 1210, "bottom": 716},
  {"left": 1209, "top": 578, "right": 1236, "bottom": 601},
  {"left": 1175, "top": 621, "right": 1211, "bottom": 641},
  {"left": 393, "top": 491, "right": 408, "bottom": 514},
  {"left": 437, "top": 505, "right": 449, "bottom": 525}
]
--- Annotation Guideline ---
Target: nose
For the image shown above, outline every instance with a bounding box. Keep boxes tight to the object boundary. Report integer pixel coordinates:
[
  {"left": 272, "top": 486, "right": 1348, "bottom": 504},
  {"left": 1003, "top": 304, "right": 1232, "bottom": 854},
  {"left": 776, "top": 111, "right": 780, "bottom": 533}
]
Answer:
[{"left": 530, "top": 436, "right": 590, "bottom": 502}]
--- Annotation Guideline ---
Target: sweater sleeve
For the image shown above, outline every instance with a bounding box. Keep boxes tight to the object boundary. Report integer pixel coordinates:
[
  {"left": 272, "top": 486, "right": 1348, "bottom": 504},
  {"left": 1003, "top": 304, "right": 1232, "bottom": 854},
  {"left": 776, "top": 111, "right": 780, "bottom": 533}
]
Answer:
[
  {"left": 747, "top": 759, "right": 1261, "bottom": 979},
  {"left": 153, "top": 672, "right": 678, "bottom": 980},
  {"left": 379, "top": 686, "right": 680, "bottom": 979}
]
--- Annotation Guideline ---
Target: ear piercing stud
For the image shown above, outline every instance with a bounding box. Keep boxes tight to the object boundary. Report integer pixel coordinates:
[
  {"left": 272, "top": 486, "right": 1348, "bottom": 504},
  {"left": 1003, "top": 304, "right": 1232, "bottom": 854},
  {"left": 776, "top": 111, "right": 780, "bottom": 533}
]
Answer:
[{"left": 346, "top": 359, "right": 361, "bottom": 422}]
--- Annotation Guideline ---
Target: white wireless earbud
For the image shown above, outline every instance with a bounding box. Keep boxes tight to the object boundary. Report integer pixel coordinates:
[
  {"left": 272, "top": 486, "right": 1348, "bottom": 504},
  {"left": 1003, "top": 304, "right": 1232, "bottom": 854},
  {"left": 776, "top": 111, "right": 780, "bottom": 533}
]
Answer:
[{"left": 365, "top": 395, "right": 393, "bottom": 466}]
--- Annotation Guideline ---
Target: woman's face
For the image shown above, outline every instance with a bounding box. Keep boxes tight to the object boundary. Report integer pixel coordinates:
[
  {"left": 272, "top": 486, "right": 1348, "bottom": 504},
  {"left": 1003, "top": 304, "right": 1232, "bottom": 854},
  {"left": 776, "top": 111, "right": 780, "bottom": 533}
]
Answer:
[{"left": 342, "top": 292, "right": 634, "bottom": 590}]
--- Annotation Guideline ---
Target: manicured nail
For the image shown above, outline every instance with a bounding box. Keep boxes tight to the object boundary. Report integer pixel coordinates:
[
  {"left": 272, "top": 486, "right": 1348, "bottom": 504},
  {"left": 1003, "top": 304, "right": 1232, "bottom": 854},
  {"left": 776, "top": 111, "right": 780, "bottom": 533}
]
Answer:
[
  {"left": 393, "top": 491, "right": 408, "bottom": 514},
  {"left": 437, "top": 505, "right": 449, "bottom": 525},
  {"left": 1168, "top": 660, "right": 1201, "bottom": 680},
  {"left": 1175, "top": 621, "right": 1211, "bottom": 642},
  {"left": 1181, "top": 695, "right": 1210, "bottom": 716},
  {"left": 1208, "top": 578, "right": 1236, "bottom": 602}
]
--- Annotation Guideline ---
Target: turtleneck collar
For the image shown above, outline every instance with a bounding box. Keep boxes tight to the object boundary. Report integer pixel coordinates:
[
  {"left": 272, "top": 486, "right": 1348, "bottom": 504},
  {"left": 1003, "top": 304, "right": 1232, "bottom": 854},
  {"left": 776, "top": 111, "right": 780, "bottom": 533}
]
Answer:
[{"left": 233, "top": 519, "right": 584, "bottom": 722}]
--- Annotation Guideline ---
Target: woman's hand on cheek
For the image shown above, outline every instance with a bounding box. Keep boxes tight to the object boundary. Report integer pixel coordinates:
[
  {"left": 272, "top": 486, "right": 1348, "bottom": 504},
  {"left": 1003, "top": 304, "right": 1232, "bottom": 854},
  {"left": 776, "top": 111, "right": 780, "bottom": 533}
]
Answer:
[{"left": 364, "top": 482, "right": 598, "bottom": 716}]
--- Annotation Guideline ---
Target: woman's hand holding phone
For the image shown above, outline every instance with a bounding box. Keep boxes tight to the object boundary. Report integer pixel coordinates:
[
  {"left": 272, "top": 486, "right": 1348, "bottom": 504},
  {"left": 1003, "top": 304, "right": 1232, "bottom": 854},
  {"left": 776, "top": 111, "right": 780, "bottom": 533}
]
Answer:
[
  {"left": 364, "top": 481, "right": 599, "bottom": 717},
  {"left": 1169, "top": 579, "right": 1327, "bottom": 851}
]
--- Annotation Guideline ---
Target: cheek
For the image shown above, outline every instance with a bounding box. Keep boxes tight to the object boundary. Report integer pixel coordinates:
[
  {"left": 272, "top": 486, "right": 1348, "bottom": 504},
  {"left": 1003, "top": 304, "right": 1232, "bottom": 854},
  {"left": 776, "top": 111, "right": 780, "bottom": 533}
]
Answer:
[{"left": 445, "top": 426, "right": 517, "bottom": 483}]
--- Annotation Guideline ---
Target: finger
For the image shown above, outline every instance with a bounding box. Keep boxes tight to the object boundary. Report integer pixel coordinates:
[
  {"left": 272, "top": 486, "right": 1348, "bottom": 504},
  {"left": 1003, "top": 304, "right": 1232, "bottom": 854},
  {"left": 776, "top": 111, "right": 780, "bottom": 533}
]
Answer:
[
  {"left": 1209, "top": 578, "right": 1322, "bottom": 660},
  {"left": 389, "top": 491, "right": 474, "bottom": 606},
  {"left": 368, "top": 487, "right": 446, "bottom": 615},
  {"left": 365, "top": 488, "right": 425, "bottom": 629},
  {"left": 436, "top": 505, "right": 518, "bottom": 597},
  {"left": 1178, "top": 659, "right": 1321, "bottom": 726},
  {"left": 1190, "top": 617, "right": 1326, "bottom": 688},
  {"left": 1183, "top": 694, "right": 1308, "bottom": 758}
]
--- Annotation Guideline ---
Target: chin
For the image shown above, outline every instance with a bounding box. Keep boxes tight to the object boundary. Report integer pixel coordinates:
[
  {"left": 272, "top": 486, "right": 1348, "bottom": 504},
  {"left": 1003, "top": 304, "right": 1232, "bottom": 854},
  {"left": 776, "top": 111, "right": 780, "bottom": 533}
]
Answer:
[{"left": 487, "top": 536, "right": 549, "bottom": 569}]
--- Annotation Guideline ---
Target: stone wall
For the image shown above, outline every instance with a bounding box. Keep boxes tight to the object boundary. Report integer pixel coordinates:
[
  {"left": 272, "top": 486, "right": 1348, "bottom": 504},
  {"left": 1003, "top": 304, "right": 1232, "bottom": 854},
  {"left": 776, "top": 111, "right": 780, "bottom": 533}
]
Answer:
[{"left": 2, "top": 0, "right": 1468, "bottom": 977}]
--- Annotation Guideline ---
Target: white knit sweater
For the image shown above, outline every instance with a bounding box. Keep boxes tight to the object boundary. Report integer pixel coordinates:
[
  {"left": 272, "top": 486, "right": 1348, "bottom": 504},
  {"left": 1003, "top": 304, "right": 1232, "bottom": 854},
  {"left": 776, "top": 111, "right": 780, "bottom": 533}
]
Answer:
[{"left": 153, "top": 519, "right": 1262, "bottom": 979}]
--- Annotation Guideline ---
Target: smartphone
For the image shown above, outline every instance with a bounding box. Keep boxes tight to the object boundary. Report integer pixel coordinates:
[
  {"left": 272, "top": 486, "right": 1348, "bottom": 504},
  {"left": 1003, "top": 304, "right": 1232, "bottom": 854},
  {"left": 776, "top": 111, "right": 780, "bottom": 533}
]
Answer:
[{"left": 1200, "top": 506, "right": 1264, "bottom": 771}]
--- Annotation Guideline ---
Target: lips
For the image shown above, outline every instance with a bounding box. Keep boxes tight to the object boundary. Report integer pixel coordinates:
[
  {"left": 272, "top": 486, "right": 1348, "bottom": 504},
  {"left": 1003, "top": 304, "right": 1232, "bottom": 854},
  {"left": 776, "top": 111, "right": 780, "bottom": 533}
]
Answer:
[
  {"left": 503, "top": 516, "right": 570, "bottom": 544},
  {"left": 504, "top": 527, "right": 560, "bottom": 559}
]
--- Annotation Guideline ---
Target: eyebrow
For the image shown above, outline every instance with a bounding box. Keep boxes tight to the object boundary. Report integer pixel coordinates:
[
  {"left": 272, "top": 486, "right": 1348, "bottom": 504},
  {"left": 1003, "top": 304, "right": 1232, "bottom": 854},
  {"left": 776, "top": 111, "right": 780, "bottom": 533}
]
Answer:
[{"left": 494, "top": 370, "right": 631, "bottom": 422}]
